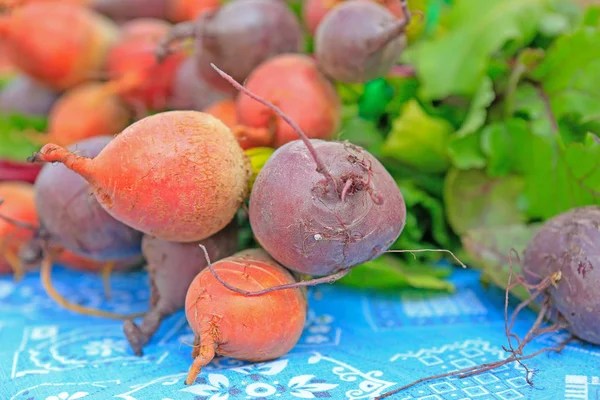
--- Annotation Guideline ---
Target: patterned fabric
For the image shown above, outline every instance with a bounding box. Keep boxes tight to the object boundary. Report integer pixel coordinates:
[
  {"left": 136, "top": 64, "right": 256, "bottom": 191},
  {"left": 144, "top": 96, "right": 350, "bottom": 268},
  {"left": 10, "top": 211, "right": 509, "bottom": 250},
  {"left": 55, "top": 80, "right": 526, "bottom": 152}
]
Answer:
[{"left": 0, "top": 265, "right": 598, "bottom": 400}]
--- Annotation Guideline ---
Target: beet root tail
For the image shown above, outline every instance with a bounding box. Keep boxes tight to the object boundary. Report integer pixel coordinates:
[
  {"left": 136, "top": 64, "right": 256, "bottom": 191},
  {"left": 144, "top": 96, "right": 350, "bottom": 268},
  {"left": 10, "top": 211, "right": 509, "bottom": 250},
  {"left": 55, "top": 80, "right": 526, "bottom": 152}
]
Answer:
[
  {"left": 28, "top": 143, "right": 95, "bottom": 181},
  {"left": 123, "top": 310, "right": 164, "bottom": 356},
  {"left": 185, "top": 336, "right": 216, "bottom": 385}
]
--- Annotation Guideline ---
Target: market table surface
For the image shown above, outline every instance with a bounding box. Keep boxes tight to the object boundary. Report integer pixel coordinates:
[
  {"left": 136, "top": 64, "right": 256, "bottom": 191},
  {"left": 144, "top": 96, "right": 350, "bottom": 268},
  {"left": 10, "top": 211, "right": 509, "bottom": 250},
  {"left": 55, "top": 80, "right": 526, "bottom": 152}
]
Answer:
[{"left": 0, "top": 264, "right": 597, "bottom": 400}]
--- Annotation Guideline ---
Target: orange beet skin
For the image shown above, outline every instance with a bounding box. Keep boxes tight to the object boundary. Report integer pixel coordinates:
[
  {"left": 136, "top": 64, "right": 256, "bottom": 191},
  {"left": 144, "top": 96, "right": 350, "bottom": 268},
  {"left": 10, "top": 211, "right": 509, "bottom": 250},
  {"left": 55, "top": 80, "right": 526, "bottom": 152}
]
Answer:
[
  {"left": 0, "top": 182, "right": 37, "bottom": 274},
  {"left": 1, "top": 3, "right": 120, "bottom": 90},
  {"left": 184, "top": 248, "right": 307, "bottom": 384},
  {"left": 236, "top": 54, "right": 341, "bottom": 148},
  {"left": 31, "top": 111, "right": 251, "bottom": 243}
]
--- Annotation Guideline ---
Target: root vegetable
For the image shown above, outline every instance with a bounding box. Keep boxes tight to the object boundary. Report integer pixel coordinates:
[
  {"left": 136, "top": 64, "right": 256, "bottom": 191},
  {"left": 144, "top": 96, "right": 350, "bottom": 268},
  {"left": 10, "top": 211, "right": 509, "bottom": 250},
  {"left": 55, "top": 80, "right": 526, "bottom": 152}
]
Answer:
[
  {"left": 523, "top": 205, "right": 600, "bottom": 345},
  {"left": 28, "top": 110, "right": 251, "bottom": 243},
  {"left": 123, "top": 220, "right": 239, "bottom": 356},
  {"left": 314, "top": 0, "right": 409, "bottom": 83},
  {"left": 91, "top": 0, "right": 218, "bottom": 23},
  {"left": 0, "top": 75, "right": 60, "bottom": 116},
  {"left": 184, "top": 248, "right": 307, "bottom": 385},
  {"left": 303, "top": 0, "right": 405, "bottom": 36},
  {"left": 157, "top": 0, "right": 303, "bottom": 94},
  {"left": 45, "top": 82, "right": 131, "bottom": 146},
  {"left": 236, "top": 53, "right": 340, "bottom": 148},
  {"left": 33, "top": 135, "right": 143, "bottom": 261},
  {"left": 210, "top": 65, "right": 406, "bottom": 278},
  {"left": 0, "top": 3, "right": 120, "bottom": 90},
  {"left": 105, "top": 18, "right": 186, "bottom": 112},
  {"left": 0, "top": 182, "right": 37, "bottom": 276}
]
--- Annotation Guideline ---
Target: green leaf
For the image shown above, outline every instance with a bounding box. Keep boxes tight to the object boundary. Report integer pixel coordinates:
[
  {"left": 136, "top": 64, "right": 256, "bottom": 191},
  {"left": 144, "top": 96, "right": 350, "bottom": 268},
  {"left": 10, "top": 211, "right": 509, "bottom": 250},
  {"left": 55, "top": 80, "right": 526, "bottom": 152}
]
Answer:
[
  {"left": 461, "top": 223, "right": 543, "bottom": 302},
  {"left": 480, "top": 118, "right": 530, "bottom": 176},
  {"left": 337, "top": 116, "right": 385, "bottom": 156},
  {"left": 359, "top": 78, "right": 394, "bottom": 122},
  {"left": 443, "top": 168, "right": 527, "bottom": 235},
  {"left": 382, "top": 100, "right": 453, "bottom": 173},
  {"left": 404, "top": 0, "right": 548, "bottom": 100},
  {"left": 0, "top": 113, "right": 46, "bottom": 161},
  {"left": 532, "top": 23, "right": 600, "bottom": 127},
  {"left": 338, "top": 255, "right": 454, "bottom": 291},
  {"left": 447, "top": 77, "right": 495, "bottom": 169},
  {"left": 393, "top": 180, "right": 453, "bottom": 251}
]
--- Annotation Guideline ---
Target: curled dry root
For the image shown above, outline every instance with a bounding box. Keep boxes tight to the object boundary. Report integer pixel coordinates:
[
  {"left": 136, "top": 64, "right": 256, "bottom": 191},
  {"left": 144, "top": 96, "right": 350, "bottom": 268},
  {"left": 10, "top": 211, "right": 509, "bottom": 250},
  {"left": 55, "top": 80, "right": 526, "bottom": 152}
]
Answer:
[{"left": 375, "top": 250, "right": 572, "bottom": 400}]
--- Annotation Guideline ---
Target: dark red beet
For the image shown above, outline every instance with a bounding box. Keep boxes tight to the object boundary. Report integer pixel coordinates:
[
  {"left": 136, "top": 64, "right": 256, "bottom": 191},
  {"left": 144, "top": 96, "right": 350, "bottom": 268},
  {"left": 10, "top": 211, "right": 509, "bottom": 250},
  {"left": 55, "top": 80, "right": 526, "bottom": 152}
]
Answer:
[
  {"left": 249, "top": 139, "right": 406, "bottom": 276},
  {"left": 0, "top": 160, "right": 42, "bottom": 184},
  {"left": 123, "top": 220, "right": 239, "bottom": 356},
  {"left": 33, "top": 136, "right": 143, "bottom": 261},
  {"left": 0, "top": 75, "right": 60, "bottom": 116},
  {"left": 314, "top": 0, "right": 408, "bottom": 83},
  {"left": 192, "top": 0, "right": 303, "bottom": 93},
  {"left": 523, "top": 205, "right": 600, "bottom": 345}
]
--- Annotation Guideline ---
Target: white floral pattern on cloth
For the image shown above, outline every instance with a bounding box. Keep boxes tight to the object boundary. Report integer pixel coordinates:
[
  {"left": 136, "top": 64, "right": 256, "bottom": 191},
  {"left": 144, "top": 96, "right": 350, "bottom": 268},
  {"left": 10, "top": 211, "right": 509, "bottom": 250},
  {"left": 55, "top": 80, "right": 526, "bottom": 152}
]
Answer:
[{"left": 1, "top": 266, "right": 595, "bottom": 399}]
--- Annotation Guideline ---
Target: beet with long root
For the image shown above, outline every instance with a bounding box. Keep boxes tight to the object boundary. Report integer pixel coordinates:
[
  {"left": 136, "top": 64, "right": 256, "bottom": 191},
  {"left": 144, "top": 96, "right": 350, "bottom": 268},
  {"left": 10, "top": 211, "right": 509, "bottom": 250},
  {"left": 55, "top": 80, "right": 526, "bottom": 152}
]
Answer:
[{"left": 123, "top": 220, "right": 239, "bottom": 356}]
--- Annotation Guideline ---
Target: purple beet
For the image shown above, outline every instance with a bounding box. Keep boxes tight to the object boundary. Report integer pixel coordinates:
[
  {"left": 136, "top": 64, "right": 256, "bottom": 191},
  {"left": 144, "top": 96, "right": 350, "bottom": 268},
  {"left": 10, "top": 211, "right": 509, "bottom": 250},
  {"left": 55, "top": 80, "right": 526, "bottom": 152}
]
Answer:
[
  {"left": 168, "top": 57, "right": 231, "bottom": 111},
  {"left": 158, "top": 0, "right": 303, "bottom": 94},
  {"left": 31, "top": 136, "right": 143, "bottom": 261},
  {"left": 123, "top": 220, "right": 239, "bottom": 356},
  {"left": 314, "top": 0, "right": 408, "bottom": 83},
  {"left": 0, "top": 75, "right": 60, "bottom": 116}
]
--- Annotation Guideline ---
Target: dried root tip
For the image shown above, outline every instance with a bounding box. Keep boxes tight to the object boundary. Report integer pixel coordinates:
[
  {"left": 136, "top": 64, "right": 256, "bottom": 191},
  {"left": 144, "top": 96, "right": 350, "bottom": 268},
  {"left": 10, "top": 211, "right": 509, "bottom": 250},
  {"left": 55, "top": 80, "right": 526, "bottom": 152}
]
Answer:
[
  {"left": 40, "top": 248, "right": 146, "bottom": 321},
  {"left": 199, "top": 244, "right": 349, "bottom": 296},
  {"left": 185, "top": 337, "right": 216, "bottom": 385},
  {"left": 123, "top": 310, "right": 164, "bottom": 356}
]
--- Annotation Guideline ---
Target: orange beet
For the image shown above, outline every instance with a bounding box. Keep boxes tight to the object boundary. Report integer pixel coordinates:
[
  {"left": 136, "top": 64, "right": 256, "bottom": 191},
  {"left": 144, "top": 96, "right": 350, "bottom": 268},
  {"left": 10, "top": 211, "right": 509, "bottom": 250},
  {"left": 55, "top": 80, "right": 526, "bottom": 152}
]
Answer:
[
  {"left": 184, "top": 248, "right": 307, "bottom": 384},
  {"left": 106, "top": 18, "right": 186, "bottom": 111},
  {"left": 236, "top": 54, "right": 341, "bottom": 148},
  {"left": 204, "top": 99, "right": 274, "bottom": 150},
  {"left": 0, "top": 3, "right": 120, "bottom": 90},
  {"left": 0, "top": 182, "right": 37, "bottom": 274},
  {"left": 30, "top": 111, "right": 251, "bottom": 243},
  {"left": 167, "top": 0, "right": 219, "bottom": 22},
  {"left": 47, "top": 82, "right": 131, "bottom": 146}
]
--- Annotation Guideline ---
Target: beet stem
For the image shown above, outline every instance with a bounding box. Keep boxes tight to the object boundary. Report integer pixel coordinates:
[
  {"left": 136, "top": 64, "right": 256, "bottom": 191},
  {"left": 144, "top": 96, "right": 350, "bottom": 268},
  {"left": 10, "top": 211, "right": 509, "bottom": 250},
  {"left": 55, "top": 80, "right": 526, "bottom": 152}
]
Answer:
[
  {"left": 155, "top": 20, "right": 197, "bottom": 62},
  {"left": 199, "top": 244, "right": 349, "bottom": 296},
  {"left": 209, "top": 63, "right": 338, "bottom": 192},
  {"left": 368, "top": 0, "right": 411, "bottom": 54}
]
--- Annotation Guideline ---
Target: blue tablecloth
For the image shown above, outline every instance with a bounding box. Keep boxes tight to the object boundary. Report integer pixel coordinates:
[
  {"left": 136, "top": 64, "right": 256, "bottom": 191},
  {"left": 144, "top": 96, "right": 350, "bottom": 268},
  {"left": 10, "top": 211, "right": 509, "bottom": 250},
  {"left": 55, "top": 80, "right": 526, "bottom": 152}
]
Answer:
[{"left": 0, "top": 265, "right": 598, "bottom": 400}]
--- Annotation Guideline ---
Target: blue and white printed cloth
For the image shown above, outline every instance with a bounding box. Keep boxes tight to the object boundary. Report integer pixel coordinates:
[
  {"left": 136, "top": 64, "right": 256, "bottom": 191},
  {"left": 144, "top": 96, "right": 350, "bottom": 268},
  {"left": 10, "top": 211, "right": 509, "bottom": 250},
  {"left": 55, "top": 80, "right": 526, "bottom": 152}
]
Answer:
[{"left": 0, "top": 265, "right": 598, "bottom": 400}]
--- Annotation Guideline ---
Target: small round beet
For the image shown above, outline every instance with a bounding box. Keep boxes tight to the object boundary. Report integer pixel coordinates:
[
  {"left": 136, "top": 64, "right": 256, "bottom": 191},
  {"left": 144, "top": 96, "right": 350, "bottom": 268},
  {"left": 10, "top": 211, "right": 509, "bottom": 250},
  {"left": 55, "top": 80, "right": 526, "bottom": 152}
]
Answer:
[
  {"left": 236, "top": 54, "right": 341, "bottom": 148},
  {"left": 523, "top": 205, "right": 600, "bottom": 345},
  {"left": 184, "top": 248, "right": 307, "bottom": 384},
  {"left": 314, "top": 0, "right": 407, "bottom": 83},
  {"left": 194, "top": 0, "right": 303, "bottom": 93},
  {"left": 249, "top": 139, "right": 406, "bottom": 276}
]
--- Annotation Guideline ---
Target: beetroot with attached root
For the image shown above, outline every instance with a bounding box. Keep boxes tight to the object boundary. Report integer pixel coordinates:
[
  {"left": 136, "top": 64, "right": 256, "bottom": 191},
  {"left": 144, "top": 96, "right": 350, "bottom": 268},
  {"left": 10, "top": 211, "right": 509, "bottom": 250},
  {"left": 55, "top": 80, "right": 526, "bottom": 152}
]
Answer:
[
  {"left": 184, "top": 248, "right": 307, "bottom": 384},
  {"left": 159, "top": 0, "right": 303, "bottom": 94},
  {"left": 123, "top": 220, "right": 239, "bottom": 356},
  {"left": 523, "top": 205, "right": 600, "bottom": 345},
  {"left": 314, "top": 0, "right": 408, "bottom": 83},
  {"left": 33, "top": 135, "right": 143, "bottom": 261}
]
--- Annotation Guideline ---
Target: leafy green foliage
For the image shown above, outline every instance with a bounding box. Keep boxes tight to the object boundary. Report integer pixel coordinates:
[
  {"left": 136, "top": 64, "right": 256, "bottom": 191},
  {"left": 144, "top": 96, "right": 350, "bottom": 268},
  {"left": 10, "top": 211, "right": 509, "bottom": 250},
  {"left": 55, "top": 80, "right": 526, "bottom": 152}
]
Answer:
[{"left": 0, "top": 113, "right": 46, "bottom": 161}]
